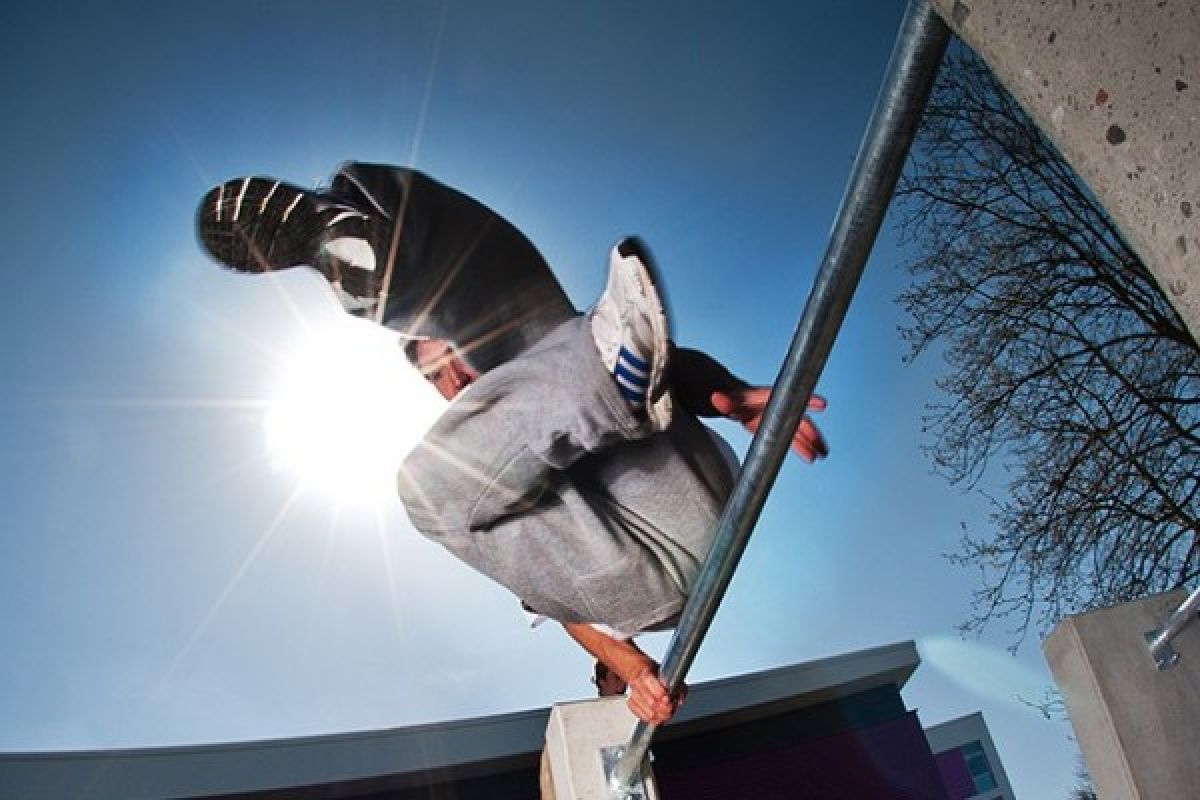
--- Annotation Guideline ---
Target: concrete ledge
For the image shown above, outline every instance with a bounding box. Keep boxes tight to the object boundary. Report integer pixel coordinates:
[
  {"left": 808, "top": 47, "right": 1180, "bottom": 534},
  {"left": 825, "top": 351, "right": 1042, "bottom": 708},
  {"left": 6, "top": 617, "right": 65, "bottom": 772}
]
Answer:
[
  {"left": 1044, "top": 589, "right": 1200, "bottom": 799},
  {"left": 544, "top": 697, "right": 658, "bottom": 800}
]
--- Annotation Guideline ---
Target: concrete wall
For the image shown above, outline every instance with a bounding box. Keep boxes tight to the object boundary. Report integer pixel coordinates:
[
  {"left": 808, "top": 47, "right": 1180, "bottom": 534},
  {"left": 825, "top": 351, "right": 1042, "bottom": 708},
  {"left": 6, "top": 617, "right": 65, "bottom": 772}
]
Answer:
[
  {"left": 1044, "top": 589, "right": 1200, "bottom": 799},
  {"left": 928, "top": 0, "right": 1200, "bottom": 342}
]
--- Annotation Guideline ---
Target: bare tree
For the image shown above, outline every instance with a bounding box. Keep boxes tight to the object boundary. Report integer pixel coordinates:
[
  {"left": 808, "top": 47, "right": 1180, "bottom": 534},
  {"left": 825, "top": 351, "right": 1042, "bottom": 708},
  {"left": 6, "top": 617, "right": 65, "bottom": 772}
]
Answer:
[
  {"left": 1020, "top": 691, "right": 1097, "bottom": 799},
  {"left": 1070, "top": 772, "right": 1098, "bottom": 800},
  {"left": 895, "top": 49, "right": 1200, "bottom": 644}
]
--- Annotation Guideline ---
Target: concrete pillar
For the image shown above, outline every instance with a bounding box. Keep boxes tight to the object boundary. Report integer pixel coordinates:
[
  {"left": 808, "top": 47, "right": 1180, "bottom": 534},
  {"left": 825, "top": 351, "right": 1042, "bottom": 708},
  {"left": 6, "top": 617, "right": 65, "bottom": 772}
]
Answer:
[
  {"left": 928, "top": 0, "right": 1200, "bottom": 342},
  {"left": 1043, "top": 589, "right": 1200, "bottom": 799},
  {"left": 543, "top": 697, "right": 659, "bottom": 800}
]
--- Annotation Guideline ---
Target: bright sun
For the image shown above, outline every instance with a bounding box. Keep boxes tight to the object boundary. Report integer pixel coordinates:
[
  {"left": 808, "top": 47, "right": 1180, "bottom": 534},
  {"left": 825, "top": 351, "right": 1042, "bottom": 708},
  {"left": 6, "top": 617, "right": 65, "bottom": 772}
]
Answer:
[{"left": 264, "top": 318, "right": 444, "bottom": 505}]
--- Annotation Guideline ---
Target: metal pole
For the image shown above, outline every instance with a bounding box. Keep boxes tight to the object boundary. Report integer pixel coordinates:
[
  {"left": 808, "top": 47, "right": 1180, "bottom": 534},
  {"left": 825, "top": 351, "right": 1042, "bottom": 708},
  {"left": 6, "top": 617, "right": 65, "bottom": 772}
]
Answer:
[
  {"left": 1146, "top": 586, "right": 1200, "bottom": 670},
  {"left": 607, "top": 0, "right": 950, "bottom": 794}
]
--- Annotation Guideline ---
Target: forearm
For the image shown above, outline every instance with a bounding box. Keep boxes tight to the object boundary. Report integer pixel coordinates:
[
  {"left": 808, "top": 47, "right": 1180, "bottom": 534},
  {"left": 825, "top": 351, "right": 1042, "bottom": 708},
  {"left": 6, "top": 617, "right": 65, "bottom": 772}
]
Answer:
[
  {"left": 562, "top": 622, "right": 684, "bottom": 724},
  {"left": 561, "top": 622, "right": 656, "bottom": 685},
  {"left": 669, "top": 346, "right": 749, "bottom": 418}
]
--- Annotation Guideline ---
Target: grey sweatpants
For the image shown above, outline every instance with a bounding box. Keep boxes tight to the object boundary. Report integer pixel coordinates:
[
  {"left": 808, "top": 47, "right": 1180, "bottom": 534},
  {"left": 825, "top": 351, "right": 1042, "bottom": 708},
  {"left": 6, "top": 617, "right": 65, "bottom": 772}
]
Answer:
[{"left": 397, "top": 315, "right": 735, "bottom": 634}]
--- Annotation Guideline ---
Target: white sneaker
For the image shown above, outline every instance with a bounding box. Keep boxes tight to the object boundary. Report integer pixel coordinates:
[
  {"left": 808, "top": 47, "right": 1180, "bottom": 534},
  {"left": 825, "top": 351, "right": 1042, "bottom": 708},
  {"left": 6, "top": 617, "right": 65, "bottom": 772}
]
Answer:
[{"left": 590, "top": 238, "right": 673, "bottom": 432}]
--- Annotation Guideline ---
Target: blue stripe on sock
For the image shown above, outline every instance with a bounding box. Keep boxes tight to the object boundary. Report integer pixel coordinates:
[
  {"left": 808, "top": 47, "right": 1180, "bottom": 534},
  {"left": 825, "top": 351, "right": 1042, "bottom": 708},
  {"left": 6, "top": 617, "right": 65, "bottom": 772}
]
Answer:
[
  {"left": 616, "top": 372, "right": 646, "bottom": 396},
  {"left": 619, "top": 357, "right": 648, "bottom": 383},
  {"left": 614, "top": 361, "right": 648, "bottom": 391},
  {"left": 618, "top": 345, "right": 649, "bottom": 374},
  {"left": 617, "top": 381, "right": 645, "bottom": 406}
]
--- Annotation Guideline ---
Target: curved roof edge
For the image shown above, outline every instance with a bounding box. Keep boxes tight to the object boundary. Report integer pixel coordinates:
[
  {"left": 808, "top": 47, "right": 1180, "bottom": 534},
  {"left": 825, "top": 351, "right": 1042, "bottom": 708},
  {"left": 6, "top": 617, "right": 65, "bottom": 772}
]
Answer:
[{"left": 0, "top": 641, "right": 919, "bottom": 799}]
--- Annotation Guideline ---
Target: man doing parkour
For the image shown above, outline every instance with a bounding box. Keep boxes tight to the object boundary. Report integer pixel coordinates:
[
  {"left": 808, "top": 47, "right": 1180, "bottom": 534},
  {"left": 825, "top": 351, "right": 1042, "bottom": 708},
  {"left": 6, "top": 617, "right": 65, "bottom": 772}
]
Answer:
[{"left": 196, "top": 162, "right": 828, "bottom": 724}]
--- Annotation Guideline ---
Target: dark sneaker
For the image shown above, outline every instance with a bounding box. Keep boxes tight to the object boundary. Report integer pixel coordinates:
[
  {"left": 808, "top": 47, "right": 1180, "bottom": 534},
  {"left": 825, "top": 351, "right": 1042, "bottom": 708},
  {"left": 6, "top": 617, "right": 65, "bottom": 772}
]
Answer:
[
  {"left": 197, "top": 176, "right": 387, "bottom": 316},
  {"left": 589, "top": 237, "right": 673, "bottom": 432}
]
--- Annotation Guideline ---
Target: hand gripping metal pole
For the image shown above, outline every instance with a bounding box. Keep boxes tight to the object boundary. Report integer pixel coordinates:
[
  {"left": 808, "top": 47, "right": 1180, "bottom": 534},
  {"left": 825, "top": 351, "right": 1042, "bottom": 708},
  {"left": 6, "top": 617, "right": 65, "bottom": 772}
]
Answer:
[{"left": 607, "top": 1, "right": 950, "bottom": 795}]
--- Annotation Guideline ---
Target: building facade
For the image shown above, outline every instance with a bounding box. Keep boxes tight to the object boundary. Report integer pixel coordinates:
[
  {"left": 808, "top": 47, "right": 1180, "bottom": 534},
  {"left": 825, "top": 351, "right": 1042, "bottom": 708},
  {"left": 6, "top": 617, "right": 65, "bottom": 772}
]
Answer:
[
  {"left": 925, "top": 712, "right": 1017, "bottom": 800},
  {"left": 0, "top": 641, "right": 1012, "bottom": 799}
]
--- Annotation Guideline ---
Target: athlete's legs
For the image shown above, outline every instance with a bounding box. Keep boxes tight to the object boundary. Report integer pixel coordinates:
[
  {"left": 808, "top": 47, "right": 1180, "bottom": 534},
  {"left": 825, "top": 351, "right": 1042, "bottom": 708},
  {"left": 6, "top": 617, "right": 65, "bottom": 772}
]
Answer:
[{"left": 397, "top": 316, "right": 734, "bottom": 632}]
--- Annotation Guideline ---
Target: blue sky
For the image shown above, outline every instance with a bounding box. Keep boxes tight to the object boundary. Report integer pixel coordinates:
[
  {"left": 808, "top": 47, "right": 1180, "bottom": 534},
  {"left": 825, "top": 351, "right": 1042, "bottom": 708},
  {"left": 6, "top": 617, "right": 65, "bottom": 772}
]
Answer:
[{"left": 1, "top": 1, "right": 1076, "bottom": 796}]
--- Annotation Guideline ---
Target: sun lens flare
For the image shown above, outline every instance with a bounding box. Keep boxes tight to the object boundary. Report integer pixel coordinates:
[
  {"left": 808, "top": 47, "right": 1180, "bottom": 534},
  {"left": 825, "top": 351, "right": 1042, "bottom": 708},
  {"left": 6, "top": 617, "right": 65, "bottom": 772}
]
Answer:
[
  {"left": 265, "top": 319, "right": 443, "bottom": 505},
  {"left": 917, "top": 635, "right": 1053, "bottom": 709}
]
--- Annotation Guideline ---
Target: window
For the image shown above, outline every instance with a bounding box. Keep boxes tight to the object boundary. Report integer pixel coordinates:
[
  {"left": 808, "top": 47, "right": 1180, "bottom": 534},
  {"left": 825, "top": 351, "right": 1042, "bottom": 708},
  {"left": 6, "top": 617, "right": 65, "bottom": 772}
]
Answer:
[{"left": 960, "top": 740, "right": 998, "bottom": 795}]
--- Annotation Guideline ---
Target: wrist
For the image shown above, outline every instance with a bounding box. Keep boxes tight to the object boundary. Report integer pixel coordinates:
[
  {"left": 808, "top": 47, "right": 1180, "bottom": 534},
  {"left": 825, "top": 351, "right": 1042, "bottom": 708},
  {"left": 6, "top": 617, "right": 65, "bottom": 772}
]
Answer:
[{"left": 618, "top": 655, "right": 658, "bottom": 686}]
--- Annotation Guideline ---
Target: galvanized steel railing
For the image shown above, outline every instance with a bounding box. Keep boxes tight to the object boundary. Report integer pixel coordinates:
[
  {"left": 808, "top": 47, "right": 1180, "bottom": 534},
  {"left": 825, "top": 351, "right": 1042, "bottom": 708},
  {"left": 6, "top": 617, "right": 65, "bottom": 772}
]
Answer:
[
  {"left": 607, "top": 1, "right": 952, "bottom": 794},
  {"left": 1146, "top": 586, "right": 1200, "bottom": 670}
]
